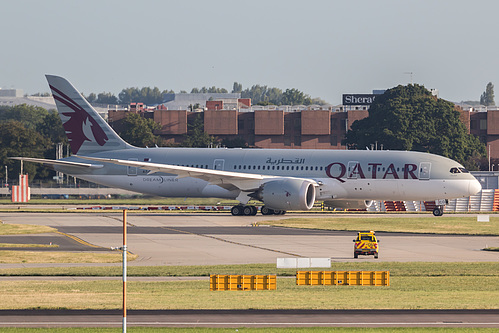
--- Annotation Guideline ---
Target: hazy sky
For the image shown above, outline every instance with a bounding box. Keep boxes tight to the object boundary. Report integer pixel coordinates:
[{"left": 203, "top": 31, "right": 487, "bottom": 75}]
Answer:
[{"left": 1, "top": 0, "right": 497, "bottom": 105}]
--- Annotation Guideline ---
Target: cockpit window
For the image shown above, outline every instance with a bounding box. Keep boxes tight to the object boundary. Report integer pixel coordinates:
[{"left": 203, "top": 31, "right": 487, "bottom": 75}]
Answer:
[{"left": 450, "top": 167, "right": 470, "bottom": 174}]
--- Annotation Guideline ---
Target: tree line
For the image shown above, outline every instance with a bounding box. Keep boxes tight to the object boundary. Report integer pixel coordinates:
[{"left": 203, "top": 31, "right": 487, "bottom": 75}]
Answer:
[
  {"left": 0, "top": 105, "right": 67, "bottom": 181},
  {"left": 83, "top": 83, "right": 326, "bottom": 106}
]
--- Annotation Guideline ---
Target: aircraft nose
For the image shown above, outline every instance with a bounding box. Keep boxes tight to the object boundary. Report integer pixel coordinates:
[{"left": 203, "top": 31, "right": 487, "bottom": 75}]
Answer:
[{"left": 469, "top": 179, "right": 482, "bottom": 196}]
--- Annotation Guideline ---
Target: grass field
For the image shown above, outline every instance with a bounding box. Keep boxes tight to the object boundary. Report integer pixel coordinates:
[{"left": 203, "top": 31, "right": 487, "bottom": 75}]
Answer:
[
  {"left": 0, "top": 250, "right": 134, "bottom": 264},
  {"left": 0, "top": 223, "right": 55, "bottom": 235},
  {"left": 259, "top": 216, "right": 499, "bottom": 235},
  {"left": 0, "top": 262, "right": 497, "bottom": 310},
  {"left": 0, "top": 243, "right": 58, "bottom": 248},
  {"left": 1, "top": 262, "right": 498, "bottom": 277},
  {"left": 0, "top": 276, "right": 497, "bottom": 310}
]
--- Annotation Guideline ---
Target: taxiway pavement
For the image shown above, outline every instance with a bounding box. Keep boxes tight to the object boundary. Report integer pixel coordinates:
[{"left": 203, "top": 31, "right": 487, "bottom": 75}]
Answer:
[
  {"left": 0, "top": 212, "right": 497, "bottom": 267},
  {"left": 0, "top": 309, "right": 498, "bottom": 328}
]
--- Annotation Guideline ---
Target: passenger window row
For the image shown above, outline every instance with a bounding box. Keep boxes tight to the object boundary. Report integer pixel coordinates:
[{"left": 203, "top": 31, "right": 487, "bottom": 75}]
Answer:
[{"left": 233, "top": 165, "right": 323, "bottom": 171}]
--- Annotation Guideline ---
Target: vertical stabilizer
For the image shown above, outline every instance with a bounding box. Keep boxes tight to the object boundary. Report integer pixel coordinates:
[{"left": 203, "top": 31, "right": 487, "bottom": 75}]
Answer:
[{"left": 46, "top": 75, "right": 133, "bottom": 155}]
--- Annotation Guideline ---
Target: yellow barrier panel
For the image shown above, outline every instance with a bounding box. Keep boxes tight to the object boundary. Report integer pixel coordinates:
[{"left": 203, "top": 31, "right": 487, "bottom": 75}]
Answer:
[
  {"left": 296, "top": 271, "right": 389, "bottom": 286},
  {"left": 210, "top": 274, "right": 277, "bottom": 291}
]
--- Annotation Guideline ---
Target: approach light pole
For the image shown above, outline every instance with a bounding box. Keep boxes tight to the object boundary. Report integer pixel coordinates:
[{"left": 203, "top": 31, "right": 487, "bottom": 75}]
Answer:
[
  {"left": 122, "top": 209, "right": 127, "bottom": 333},
  {"left": 112, "top": 210, "right": 128, "bottom": 333}
]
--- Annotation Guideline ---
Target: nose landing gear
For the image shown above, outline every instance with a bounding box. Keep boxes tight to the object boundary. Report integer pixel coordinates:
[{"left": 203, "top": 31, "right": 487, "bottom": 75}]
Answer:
[{"left": 432, "top": 205, "right": 444, "bottom": 216}]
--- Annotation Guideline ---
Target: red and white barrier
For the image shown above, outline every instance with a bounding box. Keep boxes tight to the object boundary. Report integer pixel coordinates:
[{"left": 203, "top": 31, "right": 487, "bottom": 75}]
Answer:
[
  {"left": 74, "top": 205, "right": 235, "bottom": 211},
  {"left": 11, "top": 174, "right": 30, "bottom": 203}
]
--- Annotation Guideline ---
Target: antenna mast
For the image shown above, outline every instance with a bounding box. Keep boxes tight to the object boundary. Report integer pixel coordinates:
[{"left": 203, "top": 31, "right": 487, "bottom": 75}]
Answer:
[{"left": 404, "top": 72, "right": 414, "bottom": 85}]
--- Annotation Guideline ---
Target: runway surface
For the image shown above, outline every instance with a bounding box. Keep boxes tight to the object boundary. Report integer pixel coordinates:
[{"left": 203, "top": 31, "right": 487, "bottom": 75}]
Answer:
[{"left": 0, "top": 309, "right": 498, "bottom": 328}]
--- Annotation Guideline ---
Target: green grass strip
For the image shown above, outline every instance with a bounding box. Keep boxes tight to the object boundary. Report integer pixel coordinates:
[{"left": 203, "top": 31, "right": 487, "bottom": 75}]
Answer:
[
  {"left": 260, "top": 216, "right": 499, "bottom": 235},
  {"left": 0, "top": 243, "right": 59, "bottom": 248},
  {"left": 0, "top": 262, "right": 498, "bottom": 277}
]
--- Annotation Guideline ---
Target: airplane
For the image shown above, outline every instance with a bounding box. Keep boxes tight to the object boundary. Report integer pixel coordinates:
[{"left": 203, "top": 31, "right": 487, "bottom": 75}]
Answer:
[{"left": 12, "top": 75, "right": 482, "bottom": 216}]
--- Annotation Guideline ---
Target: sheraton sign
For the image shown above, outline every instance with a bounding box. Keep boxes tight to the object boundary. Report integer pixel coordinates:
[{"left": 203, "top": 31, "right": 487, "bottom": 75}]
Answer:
[{"left": 342, "top": 94, "right": 377, "bottom": 105}]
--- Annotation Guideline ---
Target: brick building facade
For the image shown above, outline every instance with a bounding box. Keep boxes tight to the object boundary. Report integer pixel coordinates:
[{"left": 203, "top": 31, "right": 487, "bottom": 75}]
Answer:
[
  {"left": 108, "top": 100, "right": 365, "bottom": 149},
  {"left": 108, "top": 99, "right": 499, "bottom": 163}
]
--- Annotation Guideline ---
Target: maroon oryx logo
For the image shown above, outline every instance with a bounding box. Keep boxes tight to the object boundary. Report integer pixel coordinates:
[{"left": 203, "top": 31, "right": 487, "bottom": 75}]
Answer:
[{"left": 50, "top": 85, "right": 108, "bottom": 154}]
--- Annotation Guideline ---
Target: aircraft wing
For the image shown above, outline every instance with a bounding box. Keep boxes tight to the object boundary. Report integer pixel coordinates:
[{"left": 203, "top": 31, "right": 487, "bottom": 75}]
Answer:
[
  {"left": 75, "top": 155, "right": 317, "bottom": 191},
  {"left": 10, "top": 157, "right": 103, "bottom": 169}
]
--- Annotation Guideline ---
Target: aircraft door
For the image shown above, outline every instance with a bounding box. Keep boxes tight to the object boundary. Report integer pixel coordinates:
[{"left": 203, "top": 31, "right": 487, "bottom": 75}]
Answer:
[
  {"left": 127, "top": 158, "right": 138, "bottom": 176},
  {"left": 419, "top": 162, "right": 431, "bottom": 180},
  {"left": 213, "top": 159, "right": 225, "bottom": 170}
]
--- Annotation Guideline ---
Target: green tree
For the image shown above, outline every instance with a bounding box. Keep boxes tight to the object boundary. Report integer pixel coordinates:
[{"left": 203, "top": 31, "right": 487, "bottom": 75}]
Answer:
[
  {"left": 96, "top": 92, "right": 118, "bottom": 105},
  {"left": 118, "top": 87, "right": 172, "bottom": 105},
  {"left": 281, "top": 88, "right": 312, "bottom": 105},
  {"left": 118, "top": 113, "right": 163, "bottom": 147},
  {"left": 190, "top": 86, "right": 228, "bottom": 94},
  {"left": 37, "top": 110, "right": 67, "bottom": 145},
  {"left": 86, "top": 93, "right": 97, "bottom": 103},
  {"left": 344, "top": 84, "right": 486, "bottom": 169},
  {"left": 241, "top": 85, "right": 283, "bottom": 105},
  {"left": 232, "top": 82, "right": 243, "bottom": 93},
  {"left": 480, "top": 82, "right": 495, "bottom": 106},
  {"left": 0, "top": 104, "right": 49, "bottom": 130},
  {"left": 0, "top": 120, "right": 52, "bottom": 180},
  {"left": 183, "top": 113, "right": 219, "bottom": 148}
]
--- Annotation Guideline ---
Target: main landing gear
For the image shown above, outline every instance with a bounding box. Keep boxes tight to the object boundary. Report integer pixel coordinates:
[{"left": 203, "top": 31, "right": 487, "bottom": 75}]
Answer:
[
  {"left": 260, "top": 206, "right": 286, "bottom": 215},
  {"left": 231, "top": 205, "right": 257, "bottom": 216},
  {"left": 230, "top": 205, "right": 286, "bottom": 216}
]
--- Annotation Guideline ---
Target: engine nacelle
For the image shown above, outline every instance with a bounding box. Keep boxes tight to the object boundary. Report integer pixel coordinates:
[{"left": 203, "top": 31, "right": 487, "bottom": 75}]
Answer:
[{"left": 258, "top": 179, "right": 316, "bottom": 211}]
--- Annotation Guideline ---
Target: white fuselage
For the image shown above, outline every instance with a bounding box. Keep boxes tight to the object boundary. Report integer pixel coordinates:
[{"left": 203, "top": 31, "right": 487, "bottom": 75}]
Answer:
[{"left": 57, "top": 147, "right": 481, "bottom": 202}]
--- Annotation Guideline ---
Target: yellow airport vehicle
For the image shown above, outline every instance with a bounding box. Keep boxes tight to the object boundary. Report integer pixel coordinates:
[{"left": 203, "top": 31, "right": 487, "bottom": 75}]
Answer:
[{"left": 353, "top": 231, "right": 379, "bottom": 259}]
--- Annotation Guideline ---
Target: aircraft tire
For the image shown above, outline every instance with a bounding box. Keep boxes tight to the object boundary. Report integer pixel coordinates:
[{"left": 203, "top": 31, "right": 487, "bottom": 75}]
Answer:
[
  {"left": 250, "top": 206, "right": 258, "bottom": 215},
  {"left": 243, "top": 206, "right": 254, "bottom": 216},
  {"left": 432, "top": 207, "right": 443, "bottom": 216},
  {"left": 231, "top": 205, "right": 244, "bottom": 216},
  {"left": 261, "top": 206, "right": 274, "bottom": 215}
]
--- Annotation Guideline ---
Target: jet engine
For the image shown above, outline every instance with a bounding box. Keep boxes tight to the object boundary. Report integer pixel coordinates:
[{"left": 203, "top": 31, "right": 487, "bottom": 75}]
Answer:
[{"left": 257, "top": 179, "right": 316, "bottom": 211}]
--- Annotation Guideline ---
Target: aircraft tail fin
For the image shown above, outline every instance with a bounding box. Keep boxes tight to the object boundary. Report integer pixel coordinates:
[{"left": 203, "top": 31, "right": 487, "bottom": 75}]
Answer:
[{"left": 45, "top": 75, "right": 134, "bottom": 155}]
